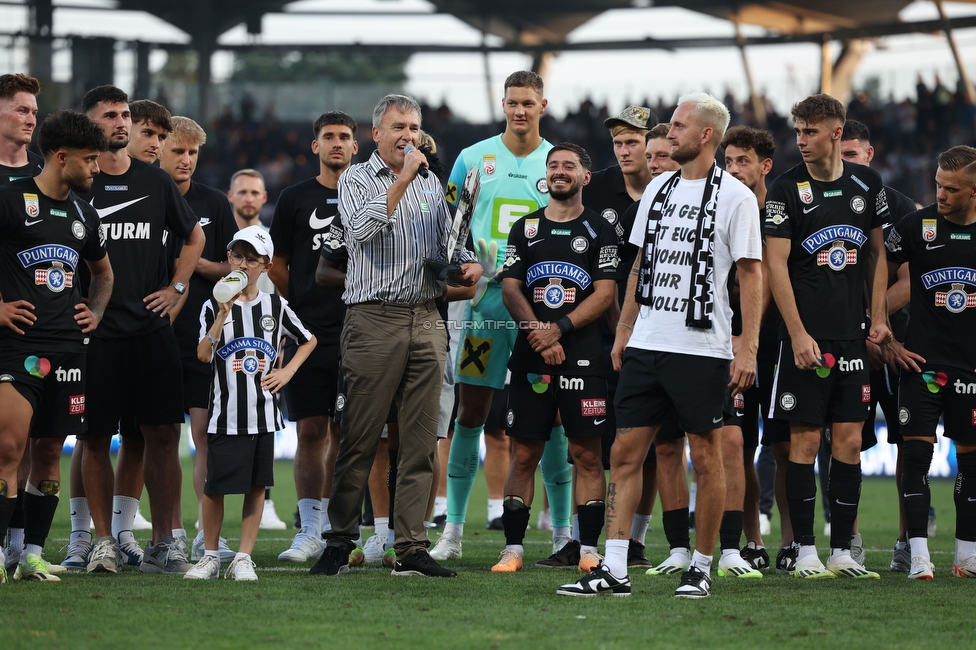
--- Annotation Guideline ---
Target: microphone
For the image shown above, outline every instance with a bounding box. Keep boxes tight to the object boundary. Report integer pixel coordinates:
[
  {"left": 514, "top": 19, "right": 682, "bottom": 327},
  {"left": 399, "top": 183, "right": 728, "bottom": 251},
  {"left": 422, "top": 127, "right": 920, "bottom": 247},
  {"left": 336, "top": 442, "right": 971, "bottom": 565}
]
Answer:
[{"left": 404, "top": 144, "right": 429, "bottom": 178}]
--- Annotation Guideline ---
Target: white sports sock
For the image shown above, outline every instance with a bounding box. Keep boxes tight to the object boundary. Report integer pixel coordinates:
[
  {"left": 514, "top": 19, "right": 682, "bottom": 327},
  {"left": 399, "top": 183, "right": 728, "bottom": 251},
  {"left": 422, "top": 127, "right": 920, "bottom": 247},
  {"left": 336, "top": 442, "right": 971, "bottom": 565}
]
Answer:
[
  {"left": 443, "top": 522, "right": 463, "bottom": 539},
  {"left": 173, "top": 528, "right": 187, "bottom": 540},
  {"left": 721, "top": 548, "right": 739, "bottom": 559},
  {"left": 69, "top": 497, "right": 91, "bottom": 537},
  {"left": 691, "top": 550, "right": 712, "bottom": 573},
  {"left": 581, "top": 544, "right": 599, "bottom": 556},
  {"left": 374, "top": 517, "right": 390, "bottom": 539},
  {"left": 553, "top": 526, "right": 571, "bottom": 544},
  {"left": 7, "top": 528, "right": 24, "bottom": 551},
  {"left": 797, "top": 544, "right": 819, "bottom": 563},
  {"left": 828, "top": 548, "right": 851, "bottom": 561},
  {"left": 111, "top": 495, "right": 140, "bottom": 542},
  {"left": 434, "top": 496, "right": 447, "bottom": 518},
  {"left": 205, "top": 549, "right": 219, "bottom": 558},
  {"left": 25, "top": 543, "right": 42, "bottom": 557},
  {"left": 235, "top": 552, "right": 250, "bottom": 561},
  {"left": 604, "top": 539, "right": 629, "bottom": 577},
  {"left": 386, "top": 527, "right": 394, "bottom": 548},
  {"left": 320, "top": 498, "right": 332, "bottom": 534},
  {"left": 487, "top": 498, "right": 503, "bottom": 522},
  {"left": 571, "top": 514, "right": 580, "bottom": 542},
  {"left": 504, "top": 544, "right": 524, "bottom": 555},
  {"left": 298, "top": 498, "right": 320, "bottom": 535},
  {"left": 630, "top": 514, "right": 650, "bottom": 544},
  {"left": 955, "top": 538, "right": 976, "bottom": 564},
  {"left": 894, "top": 540, "right": 908, "bottom": 550},
  {"left": 909, "top": 536, "right": 929, "bottom": 560}
]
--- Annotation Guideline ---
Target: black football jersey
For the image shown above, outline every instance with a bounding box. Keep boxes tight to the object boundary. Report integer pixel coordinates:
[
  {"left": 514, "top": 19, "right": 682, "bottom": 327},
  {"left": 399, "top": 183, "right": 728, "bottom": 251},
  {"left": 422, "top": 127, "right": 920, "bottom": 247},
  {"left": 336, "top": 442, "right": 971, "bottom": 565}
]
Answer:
[
  {"left": 0, "top": 150, "right": 43, "bottom": 185},
  {"left": 79, "top": 157, "right": 198, "bottom": 338},
  {"left": 172, "top": 180, "right": 238, "bottom": 359},
  {"left": 268, "top": 178, "right": 346, "bottom": 340},
  {"left": 883, "top": 185, "right": 917, "bottom": 342},
  {"left": 0, "top": 179, "right": 105, "bottom": 348},
  {"left": 764, "top": 161, "right": 889, "bottom": 341},
  {"left": 886, "top": 204, "right": 976, "bottom": 370},
  {"left": 499, "top": 207, "right": 619, "bottom": 376}
]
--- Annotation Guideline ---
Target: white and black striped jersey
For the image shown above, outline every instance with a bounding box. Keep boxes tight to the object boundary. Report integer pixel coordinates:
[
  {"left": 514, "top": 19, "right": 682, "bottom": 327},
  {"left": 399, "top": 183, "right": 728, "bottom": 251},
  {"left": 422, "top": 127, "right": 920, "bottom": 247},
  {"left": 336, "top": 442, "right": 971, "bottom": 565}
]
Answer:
[{"left": 200, "top": 292, "right": 312, "bottom": 435}]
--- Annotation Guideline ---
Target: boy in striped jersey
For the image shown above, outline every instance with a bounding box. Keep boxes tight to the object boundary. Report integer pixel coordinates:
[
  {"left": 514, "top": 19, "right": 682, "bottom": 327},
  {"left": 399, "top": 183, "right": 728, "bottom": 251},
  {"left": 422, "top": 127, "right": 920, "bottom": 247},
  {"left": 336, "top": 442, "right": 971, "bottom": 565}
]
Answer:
[{"left": 186, "top": 226, "right": 316, "bottom": 581}]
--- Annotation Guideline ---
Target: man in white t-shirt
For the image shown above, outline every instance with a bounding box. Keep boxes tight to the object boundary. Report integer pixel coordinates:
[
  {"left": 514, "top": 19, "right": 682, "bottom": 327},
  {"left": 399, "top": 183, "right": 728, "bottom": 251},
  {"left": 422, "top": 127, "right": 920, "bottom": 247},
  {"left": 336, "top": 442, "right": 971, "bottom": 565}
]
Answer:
[{"left": 557, "top": 93, "right": 763, "bottom": 600}]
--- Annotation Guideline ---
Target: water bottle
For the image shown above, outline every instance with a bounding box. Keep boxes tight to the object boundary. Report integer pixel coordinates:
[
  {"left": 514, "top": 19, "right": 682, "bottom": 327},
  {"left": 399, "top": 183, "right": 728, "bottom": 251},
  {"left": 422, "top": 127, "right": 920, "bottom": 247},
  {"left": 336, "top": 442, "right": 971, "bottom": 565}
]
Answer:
[{"left": 213, "top": 270, "right": 248, "bottom": 302}]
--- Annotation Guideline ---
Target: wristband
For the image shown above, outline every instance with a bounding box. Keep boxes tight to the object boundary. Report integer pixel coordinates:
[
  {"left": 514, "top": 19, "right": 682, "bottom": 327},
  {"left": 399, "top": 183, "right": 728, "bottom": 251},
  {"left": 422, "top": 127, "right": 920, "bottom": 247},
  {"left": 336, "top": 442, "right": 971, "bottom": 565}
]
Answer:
[{"left": 555, "top": 317, "right": 575, "bottom": 335}]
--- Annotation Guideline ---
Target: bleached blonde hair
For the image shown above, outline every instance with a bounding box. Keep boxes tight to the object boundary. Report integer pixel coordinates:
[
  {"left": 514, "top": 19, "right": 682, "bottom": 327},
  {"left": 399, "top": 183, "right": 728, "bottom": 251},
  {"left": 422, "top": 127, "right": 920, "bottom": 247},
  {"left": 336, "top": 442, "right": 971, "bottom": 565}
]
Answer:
[{"left": 676, "top": 92, "right": 731, "bottom": 143}]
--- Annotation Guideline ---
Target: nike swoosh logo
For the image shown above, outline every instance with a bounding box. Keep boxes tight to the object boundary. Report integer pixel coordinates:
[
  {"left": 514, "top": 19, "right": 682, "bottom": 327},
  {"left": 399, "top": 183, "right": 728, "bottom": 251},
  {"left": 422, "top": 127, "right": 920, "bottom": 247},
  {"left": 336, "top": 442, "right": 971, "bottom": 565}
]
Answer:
[
  {"left": 903, "top": 493, "right": 924, "bottom": 498},
  {"left": 735, "top": 411, "right": 745, "bottom": 418},
  {"left": 91, "top": 195, "right": 149, "bottom": 219},
  {"left": 527, "top": 239, "right": 545, "bottom": 246},
  {"left": 70, "top": 511, "right": 78, "bottom": 516},
  {"left": 926, "top": 243, "right": 945, "bottom": 250},
  {"left": 969, "top": 497, "right": 976, "bottom": 502},
  {"left": 712, "top": 416, "right": 724, "bottom": 424},
  {"left": 594, "top": 419, "right": 606, "bottom": 425},
  {"left": 309, "top": 208, "right": 334, "bottom": 230},
  {"left": 803, "top": 205, "right": 820, "bottom": 214},
  {"left": 802, "top": 497, "right": 816, "bottom": 502},
  {"left": 448, "top": 474, "right": 467, "bottom": 479},
  {"left": 199, "top": 217, "right": 211, "bottom": 227},
  {"left": 24, "top": 218, "right": 42, "bottom": 227},
  {"left": 835, "top": 500, "right": 857, "bottom": 506},
  {"left": 312, "top": 506, "right": 321, "bottom": 511},
  {"left": 113, "top": 510, "right": 122, "bottom": 514},
  {"left": 555, "top": 480, "right": 573, "bottom": 486}
]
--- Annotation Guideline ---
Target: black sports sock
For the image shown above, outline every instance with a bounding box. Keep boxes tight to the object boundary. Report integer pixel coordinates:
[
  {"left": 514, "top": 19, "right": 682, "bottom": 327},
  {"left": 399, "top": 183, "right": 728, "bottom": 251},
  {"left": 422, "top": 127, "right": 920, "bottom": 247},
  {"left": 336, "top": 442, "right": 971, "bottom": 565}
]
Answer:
[
  {"left": 23, "top": 491, "right": 60, "bottom": 549},
  {"left": 827, "top": 459, "right": 861, "bottom": 550},
  {"left": 0, "top": 495, "right": 16, "bottom": 546},
  {"left": 786, "top": 461, "right": 817, "bottom": 547},
  {"left": 8, "top": 491, "right": 25, "bottom": 529},
  {"left": 388, "top": 445, "right": 398, "bottom": 526},
  {"left": 662, "top": 508, "right": 691, "bottom": 552},
  {"left": 902, "top": 440, "right": 934, "bottom": 540},
  {"left": 501, "top": 497, "right": 531, "bottom": 546},
  {"left": 265, "top": 487, "right": 271, "bottom": 500},
  {"left": 577, "top": 503, "right": 605, "bottom": 548},
  {"left": 719, "top": 510, "right": 744, "bottom": 551},
  {"left": 954, "top": 451, "right": 976, "bottom": 542}
]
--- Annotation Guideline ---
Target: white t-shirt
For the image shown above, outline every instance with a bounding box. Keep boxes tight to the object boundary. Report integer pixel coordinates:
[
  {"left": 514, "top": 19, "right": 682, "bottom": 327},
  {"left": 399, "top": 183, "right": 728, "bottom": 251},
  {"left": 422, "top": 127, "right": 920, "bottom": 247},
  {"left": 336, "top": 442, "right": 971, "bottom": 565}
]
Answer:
[{"left": 626, "top": 170, "right": 762, "bottom": 360}]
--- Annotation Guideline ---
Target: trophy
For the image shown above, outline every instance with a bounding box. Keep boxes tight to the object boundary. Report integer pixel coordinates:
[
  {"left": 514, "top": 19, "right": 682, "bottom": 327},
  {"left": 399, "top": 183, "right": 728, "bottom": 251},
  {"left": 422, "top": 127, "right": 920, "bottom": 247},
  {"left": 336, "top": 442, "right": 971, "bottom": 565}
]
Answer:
[{"left": 425, "top": 165, "right": 480, "bottom": 284}]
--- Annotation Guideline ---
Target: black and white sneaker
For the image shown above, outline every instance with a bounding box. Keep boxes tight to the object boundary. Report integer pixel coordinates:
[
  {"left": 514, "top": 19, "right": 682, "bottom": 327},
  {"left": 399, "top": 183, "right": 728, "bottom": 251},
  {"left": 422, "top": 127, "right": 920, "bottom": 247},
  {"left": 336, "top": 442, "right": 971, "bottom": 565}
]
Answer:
[
  {"left": 309, "top": 545, "right": 350, "bottom": 576},
  {"left": 556, "top": 564, "right": 631, "bottom": 597},
  {"left": 740, "top": 542, "right": 770, "bottom": 570},
  {"left": 391, "top": 549, "right": 457, "bottom": 577},
  {"left": 775, "top": 543, "right": 798, "bottom": 574},
  {"left": 674, "top": 566, "right": 712, "bottom": 599}
]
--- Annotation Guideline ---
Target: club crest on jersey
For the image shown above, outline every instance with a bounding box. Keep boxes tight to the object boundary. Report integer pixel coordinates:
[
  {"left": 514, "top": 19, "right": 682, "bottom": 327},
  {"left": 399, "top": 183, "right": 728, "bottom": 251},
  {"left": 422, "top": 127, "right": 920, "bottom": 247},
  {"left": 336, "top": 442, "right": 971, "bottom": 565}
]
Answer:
[
  {"left": 922, "top": 219, "right": 937, "bottom": 242},
  {"left": 482, "top": 155, "right": 496, "bottom": 176},
  {"left": 260, "top": 315, "right": 276, "bottom": 331},
  {"left": 817, "top": 240, "right": 857, "bottom": 271},
  {"left": 935, "top": 283, "right": 976, "bottom": 313},
  {"left": 525, "top": 218, "right": 540, "bottom": 238},
  {"left": 601, "top": 208, "right": 617, "bottom": 224},
  {"left": 35, "top": 261, "right": 72, "bottom": 293},
  {"left": 71, "top": 221, "right": 85, "bottom": 240},
  {"left": 796, "top": 181, "right": 814, "bottom": 205},
  {"left": 534, "top": 278, "right": 576, "bottom": 309},
  {"left": 232, "top": 350, "right": 266, "bottom": 376},
  {"left": 23, "top": 193, "right": 39, "bottom": 217},
  {"left": 536, "top": 179, "right": 549, "bottom": 194},
  {"left": 850, "top": 196, "right": 866, "bottom": 214},
  {"left": 571, "top": 236, "right": 588, "bottom": 253}
]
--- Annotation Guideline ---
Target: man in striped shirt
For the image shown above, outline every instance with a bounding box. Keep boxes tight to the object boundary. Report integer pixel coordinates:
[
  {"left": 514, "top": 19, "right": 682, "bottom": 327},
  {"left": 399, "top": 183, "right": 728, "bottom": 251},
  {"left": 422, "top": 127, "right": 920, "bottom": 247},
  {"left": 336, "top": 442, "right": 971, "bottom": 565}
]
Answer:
[{"left": 312, "top": 94, "right": 481, "bottom": 578}]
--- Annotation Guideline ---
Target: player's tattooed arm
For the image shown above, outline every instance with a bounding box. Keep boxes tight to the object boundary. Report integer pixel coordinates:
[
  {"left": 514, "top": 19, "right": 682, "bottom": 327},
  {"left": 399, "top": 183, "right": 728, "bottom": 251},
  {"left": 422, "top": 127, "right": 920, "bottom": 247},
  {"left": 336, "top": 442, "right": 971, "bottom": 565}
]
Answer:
[{"left": 78, "top": 254, "right": 114, "bottom": 333}]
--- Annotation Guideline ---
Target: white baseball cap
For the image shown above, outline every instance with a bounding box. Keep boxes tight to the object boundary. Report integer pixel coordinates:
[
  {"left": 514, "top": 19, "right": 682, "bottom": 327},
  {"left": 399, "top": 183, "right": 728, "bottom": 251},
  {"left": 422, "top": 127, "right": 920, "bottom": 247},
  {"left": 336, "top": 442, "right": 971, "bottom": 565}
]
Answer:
[{"left": 228, "top": 225, "right": 274, "bottom": 259}]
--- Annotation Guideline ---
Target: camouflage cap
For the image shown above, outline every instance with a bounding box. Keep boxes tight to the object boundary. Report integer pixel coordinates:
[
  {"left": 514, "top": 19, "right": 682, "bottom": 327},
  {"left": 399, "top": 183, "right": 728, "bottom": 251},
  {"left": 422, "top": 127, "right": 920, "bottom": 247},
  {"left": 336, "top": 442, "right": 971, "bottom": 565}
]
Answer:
[{"left": 604, "top": 105, "right": 658, "bottom": 131}]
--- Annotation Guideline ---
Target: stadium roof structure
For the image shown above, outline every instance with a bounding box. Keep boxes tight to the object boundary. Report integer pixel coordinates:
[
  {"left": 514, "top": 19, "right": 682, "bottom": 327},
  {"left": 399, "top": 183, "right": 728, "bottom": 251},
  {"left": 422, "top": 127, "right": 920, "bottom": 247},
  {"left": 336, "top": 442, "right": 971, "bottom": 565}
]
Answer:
[{"left": 7, "top": 0, "right": 976, "bottom": 118}]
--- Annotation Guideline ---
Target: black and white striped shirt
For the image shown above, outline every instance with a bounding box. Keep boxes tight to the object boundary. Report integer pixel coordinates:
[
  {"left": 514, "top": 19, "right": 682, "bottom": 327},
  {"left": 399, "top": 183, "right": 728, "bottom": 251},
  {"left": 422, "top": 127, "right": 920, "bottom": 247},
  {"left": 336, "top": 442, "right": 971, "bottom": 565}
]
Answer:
[
  {"left": 338, "top": 150, "right": 474, "bottom": 305},
  {"left": 199, "top": 292, "right": 312, "bottom": 435}
]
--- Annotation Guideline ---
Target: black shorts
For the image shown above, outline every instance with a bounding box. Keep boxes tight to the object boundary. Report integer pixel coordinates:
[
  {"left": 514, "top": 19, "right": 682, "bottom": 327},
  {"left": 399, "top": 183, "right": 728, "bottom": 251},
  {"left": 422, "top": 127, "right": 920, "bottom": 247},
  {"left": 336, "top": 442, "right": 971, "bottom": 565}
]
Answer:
[
  {"left": 724, "top": 385, "right": 761, "bottom": 448},
  {"left": 283, "top": 342, "right": 339, "bottom": 421},
  {"left": 899, "top": 366, "right": 976, "bottom": 445},
  {"left": 768, "top": 338, "right": 872, "bottom": 426},
  {"left": 204, "top": 431, "right": 275, "bottom": 495},
  {"left": 865, "top": 365, "right": 901, "bottom": 444},
  {"left": 0, "top": 345, "right": 87, "bottom": 438},
  {"left": 182, "top": 355, "right": 213, "bottom": 412},
  {"left": 484, "top": 385, "right": 510, "bottom": 431},
  {"left": 118, "top": 407, "right": 142, "bottom": 441},
  {"left": 600, "top": 368, "right": 656, "bottom": 470},
  {"left": 757, "top": 358, "right": 790, "bottom": 445},
  {"left": 615, "top": 349, "right": 729, "bottom": 435},
  {"left": 506, "top": 372, "right": 609, "bottom": 441},
  {"left": 84, "top": 328, "right": 184, "bottom": 436}
]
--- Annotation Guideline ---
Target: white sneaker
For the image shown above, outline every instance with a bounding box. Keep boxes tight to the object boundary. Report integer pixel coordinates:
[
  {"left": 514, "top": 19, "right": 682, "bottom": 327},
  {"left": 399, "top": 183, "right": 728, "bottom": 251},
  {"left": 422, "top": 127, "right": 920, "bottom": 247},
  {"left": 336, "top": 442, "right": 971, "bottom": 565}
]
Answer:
[
  {"left": 87, "top": 536, "right": 123, "bottom": 574},
  {"left": 190, "top": 532, "right": 237, "bottom": 563},
  {"left": 61, "top": 538, "right": 92, "bottom": 571},
  {"left": 645, "top": 549, "right": 691, "bottom": 576},
  {"left": 717, "top": 552, "right": 763, "bottom": 579},
  {"left": 260, "top": 500, "right": 288, "bottom": 530},
  {"left": 14, "top": 553, "right": 61, "bottom": 581},
  {"left": 429, "top": 533, "right": 462, "bottom": 561},
  {"left": 908, "top": 556, "right": 935, "bottom": 580},
  {"left": 132, "top": 510, "right": 152, "bottom": 530},
  {"left": 363, "top": 534, "right": 387, "bottom": 564},
  {"left": 827, "top": 553, "right": 880, "bottom": 579},
  {"left": 184, "top": 555, "right": 220, "bottom": 580},
  {"left": 278, "top": 533, "right": 325, "bottom": 563},
  {"left": 759, "top": 513, "right": 771, "bottom": 537},
  {"left": 226, "top": 555, "right": 258, "bottom": 581},
  {"left": 794, "top": 554, "right": 836, "bottom": 579},
  {"left": 952, "top": 556, "right": 976, "bottom": 578},
  {"left": 119, "top": 539, "right": 144, "bottom": 566}
]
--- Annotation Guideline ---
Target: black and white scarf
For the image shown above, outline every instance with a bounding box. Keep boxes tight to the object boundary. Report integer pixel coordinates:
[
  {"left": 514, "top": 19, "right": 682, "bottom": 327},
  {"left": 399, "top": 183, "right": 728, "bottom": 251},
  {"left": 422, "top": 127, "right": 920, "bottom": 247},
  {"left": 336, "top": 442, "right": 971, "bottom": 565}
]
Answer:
[{"left": 635, "top": 164, "right": 723, "bottom": 330}]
